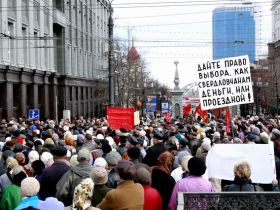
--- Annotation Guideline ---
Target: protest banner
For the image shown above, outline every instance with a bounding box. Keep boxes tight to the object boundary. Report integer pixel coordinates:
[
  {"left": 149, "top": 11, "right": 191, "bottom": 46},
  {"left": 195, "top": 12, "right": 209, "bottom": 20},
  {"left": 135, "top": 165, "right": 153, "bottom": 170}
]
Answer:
[
  {"left": 146, "top": 96, "right": 157, "bottom": 112},
  {"left": 107, "top": 107, "right": 135, "bottom": 130},
  {"left": 134, "top": 111, "right": 140, "bottom": 126},
  {"left": 196, "top": 55, "right": 254, "bottom": 110},
  {"left": 206, "top": 143, "right": 276, "bottom": 184},
  {"left": 63, "top": 110, "right": 71, "bottom": 121}
]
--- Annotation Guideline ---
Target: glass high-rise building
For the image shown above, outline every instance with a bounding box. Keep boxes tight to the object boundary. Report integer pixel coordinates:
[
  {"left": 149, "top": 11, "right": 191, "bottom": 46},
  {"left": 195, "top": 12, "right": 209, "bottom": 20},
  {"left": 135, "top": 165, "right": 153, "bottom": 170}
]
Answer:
[{"left": 213, "top": 6, "right": 256, "bottom": 63}]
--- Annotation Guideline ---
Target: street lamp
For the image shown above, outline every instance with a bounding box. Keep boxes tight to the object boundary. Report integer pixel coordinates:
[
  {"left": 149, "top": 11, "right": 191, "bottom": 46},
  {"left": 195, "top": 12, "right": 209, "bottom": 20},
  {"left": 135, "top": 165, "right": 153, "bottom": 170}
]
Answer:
[{"left": 108, "top": 0, "right": 114, "bottom": 106}]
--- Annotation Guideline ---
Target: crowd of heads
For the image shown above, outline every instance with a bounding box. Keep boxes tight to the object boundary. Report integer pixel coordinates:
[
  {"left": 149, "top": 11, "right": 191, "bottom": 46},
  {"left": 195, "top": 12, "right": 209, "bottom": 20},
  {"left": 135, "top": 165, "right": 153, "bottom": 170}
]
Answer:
[{"left": 0, "top": 113, "right": 279, "bottom": 209}]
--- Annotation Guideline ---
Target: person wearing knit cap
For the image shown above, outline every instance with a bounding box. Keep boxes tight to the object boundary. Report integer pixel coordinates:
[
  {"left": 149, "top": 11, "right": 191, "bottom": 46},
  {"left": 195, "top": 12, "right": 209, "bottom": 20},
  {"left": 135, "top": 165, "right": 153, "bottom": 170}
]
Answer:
[
  {"left": 105, "top": 151, "right": 122, "bottom": 189},
  {"left": 91, "top": 167, "right": 112, "bottom": 206},
  {"left": 40, "top": 152, "right": 54, "bottom": 168},
  {"left": 97, "top": 160, "right": 144, "bottom": 210},
  {"left": 24, "top": 150, "right": 39, "bottom": 177},
  {"left": 37, "top": 197, "right": 64, "bottom": 210},
  {"left": 168, "top": 157, "right": 213, "bottom": 210},
  {"left": 135, "top": 167, "right": 162, "bottom": 210},
  {"left": 56, "top": 148, "right": 92, "bottom": 206},
  {"left": 76, "top": 134, "right": 85, "bottom": 152},
  {"left": 0, "top": 166, "right": 27, "bottom": 210},
  {"left": 38, "top": 146, "right": 70, "bottom": 200},
  {"left": 15, "top": 177, "right": 42, "bottom": 210},
  {"left": 195, "top": 138, "right": 211, "bottom": 162},
  {"left": 93, "top": 157, "right": 108, "bottom": 168}
]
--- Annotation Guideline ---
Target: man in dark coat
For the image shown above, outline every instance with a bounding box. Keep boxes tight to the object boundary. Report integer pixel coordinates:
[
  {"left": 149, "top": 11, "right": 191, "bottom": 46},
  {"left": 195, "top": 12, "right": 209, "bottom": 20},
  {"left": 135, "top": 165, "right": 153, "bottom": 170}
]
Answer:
[
  {"left": 39, "top": 146, "right": 70, "bottom": 200},
  {"left": 143, "top": 129, "right": 168, "bottom": 167},
  {"left": 56, "top": 148, "right": 92, "bottom": 206}
]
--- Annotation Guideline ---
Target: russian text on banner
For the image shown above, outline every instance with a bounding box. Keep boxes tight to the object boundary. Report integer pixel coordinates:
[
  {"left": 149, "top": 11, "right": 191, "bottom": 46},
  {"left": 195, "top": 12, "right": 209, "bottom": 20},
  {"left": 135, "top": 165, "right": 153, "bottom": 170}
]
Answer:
[{"left": 196, "top": 55, "right": 254, "bottom": 110}]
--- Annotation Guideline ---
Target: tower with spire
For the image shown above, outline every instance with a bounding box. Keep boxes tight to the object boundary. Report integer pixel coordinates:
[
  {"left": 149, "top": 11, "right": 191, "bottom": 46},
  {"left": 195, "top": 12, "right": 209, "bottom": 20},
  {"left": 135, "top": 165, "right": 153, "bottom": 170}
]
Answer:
[
  {"left": 170, "top": 61, "right": 184, "bottom": 117},
  {"left": 174, "top": 61, "right": 180, "bottom": 90}
]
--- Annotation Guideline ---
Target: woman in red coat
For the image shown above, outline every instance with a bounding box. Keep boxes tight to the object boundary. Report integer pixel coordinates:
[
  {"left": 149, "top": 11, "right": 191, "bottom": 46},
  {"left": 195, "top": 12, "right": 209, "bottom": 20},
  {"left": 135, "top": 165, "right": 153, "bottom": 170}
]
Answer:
[{"left": 135, "top": 166, "right": 162, "bottom": 210}]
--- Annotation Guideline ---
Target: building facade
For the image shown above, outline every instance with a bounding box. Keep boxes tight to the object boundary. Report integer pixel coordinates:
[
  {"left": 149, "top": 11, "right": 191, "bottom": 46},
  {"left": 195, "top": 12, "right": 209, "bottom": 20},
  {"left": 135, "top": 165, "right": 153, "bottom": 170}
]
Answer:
[
  {"left": 0, "top": 0, "right": 110, "bottom": 120},
  {"left": 267, "top": 1, "right": 280, "bottom": 115},
  {"left": 212, "top": 5, "right": 256, "bottom": 63}
]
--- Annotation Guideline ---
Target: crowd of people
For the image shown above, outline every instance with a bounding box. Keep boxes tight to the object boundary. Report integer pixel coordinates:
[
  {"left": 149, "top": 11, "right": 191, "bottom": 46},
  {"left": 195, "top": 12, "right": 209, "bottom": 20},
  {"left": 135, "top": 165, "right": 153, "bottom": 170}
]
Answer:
[{"left": 0, "top": 114, "right": 279, "bottom": 210}]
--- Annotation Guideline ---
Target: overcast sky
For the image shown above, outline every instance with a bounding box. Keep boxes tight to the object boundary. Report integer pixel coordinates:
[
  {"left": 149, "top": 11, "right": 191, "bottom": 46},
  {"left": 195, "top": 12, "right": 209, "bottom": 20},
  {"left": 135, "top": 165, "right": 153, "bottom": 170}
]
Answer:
[{"left": 112, "top": 0, "right": 272, "bottom": 88}]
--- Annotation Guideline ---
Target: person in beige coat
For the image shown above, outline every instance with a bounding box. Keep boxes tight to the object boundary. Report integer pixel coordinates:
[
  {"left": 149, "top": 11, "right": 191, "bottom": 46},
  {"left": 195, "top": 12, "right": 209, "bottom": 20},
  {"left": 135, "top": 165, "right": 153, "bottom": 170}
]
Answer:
[{"left": 97, "top": 160, "right": 144, "bottom": 210}]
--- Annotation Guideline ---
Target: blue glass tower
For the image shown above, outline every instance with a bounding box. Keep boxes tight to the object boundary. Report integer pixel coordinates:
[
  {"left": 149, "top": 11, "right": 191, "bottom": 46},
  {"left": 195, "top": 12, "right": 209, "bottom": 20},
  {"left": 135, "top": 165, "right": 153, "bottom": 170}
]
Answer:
[{"left": 213, "top": 7, "right": 256, "bottom": 63}]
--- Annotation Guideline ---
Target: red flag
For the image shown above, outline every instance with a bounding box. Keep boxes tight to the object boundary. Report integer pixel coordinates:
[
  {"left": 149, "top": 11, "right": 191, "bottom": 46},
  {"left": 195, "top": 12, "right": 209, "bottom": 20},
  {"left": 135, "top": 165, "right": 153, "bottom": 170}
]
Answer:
[
  {"left": 164, "top": 112, "right": 171, "bottom": 123},
  {"left": 226, "top": 108, "right": 230, "bottom": 133},
  {"left": 183, "top": 104, "right": 192, "bottom": 116},
  {"left": 136, "top": 99, "right": 142, "bottom": 108},
  {"left": 195, "top": 104, "right": 208, "bottom": 123}
]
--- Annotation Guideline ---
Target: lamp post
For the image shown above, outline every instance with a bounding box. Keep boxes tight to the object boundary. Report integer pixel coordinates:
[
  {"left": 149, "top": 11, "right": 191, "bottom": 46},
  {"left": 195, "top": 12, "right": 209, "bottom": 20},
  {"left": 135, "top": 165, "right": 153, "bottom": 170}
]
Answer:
[{"left": 108, "top": 1, "right": 114, "bottom": 106}]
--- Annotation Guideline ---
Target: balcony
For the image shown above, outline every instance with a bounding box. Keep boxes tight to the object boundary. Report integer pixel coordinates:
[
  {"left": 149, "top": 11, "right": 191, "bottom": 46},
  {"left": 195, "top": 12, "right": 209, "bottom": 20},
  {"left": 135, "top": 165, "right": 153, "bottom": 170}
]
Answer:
[{"left": 53, "top": 9, "right": 70, "bottom": 27}]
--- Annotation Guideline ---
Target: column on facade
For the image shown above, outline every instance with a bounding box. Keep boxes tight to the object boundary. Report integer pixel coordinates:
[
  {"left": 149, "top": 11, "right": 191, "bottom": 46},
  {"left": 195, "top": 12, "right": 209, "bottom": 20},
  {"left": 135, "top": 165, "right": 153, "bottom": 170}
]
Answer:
[
  {"left": 83, "top": 86, "right": 87, "bottom": 117},
  {"left": 71, "top": 86, "right": 76, "bottom": 118},
  {"left": 5, "top": 82, "right": 13, "bottom": 120},
  {"left": 87, "top": 87, "right": 91, "bottom": 118},
  {"left": 43, "top": 83, "right": 50, "bottom": 119},
  {"left": 77, "top": 86, "right": 81, "bottom": 116},
  {"left": 20, "top": 83, "right": 27, "bottom": 117},
  {"left": 31, "top": 84, "right": 39, "bottom": 109},
  {"left": 64, "top": 85, "right": 70, "bottom": 111},
  {"left": 49, "top": 75, "right": 58, "bottom": 120}
]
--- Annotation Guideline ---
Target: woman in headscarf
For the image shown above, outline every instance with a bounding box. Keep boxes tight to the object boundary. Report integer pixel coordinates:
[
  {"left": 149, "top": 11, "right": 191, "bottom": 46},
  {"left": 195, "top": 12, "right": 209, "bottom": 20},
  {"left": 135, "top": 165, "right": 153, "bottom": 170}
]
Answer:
[{"left": 151, "top": 151, "right": 175, "bottom": 210}]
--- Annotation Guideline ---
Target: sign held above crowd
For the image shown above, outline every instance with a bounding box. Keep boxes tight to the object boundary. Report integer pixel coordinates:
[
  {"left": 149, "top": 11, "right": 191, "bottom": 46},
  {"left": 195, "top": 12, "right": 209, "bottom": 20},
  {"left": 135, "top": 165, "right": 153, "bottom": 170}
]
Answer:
[
  {"left": 196, "top": 55, "right": 254, "bottom": 110},
  {"left": 106, "top": 107, "right": 135, "bottom": 130}
]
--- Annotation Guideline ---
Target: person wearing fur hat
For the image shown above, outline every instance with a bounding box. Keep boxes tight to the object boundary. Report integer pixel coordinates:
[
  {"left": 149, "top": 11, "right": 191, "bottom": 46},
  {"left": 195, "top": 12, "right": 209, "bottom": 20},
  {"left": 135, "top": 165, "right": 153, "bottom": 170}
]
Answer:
[
  {"left": 0, "top": 166, "right": 27, "bottom": 210},
  {"left": 56, "top": 148, "right": 92, "bottom": 206},
  {"left": 15, "top": 177, "right": 42, "bottom": 210},
  {"left": 97, "top": 160, "right": 144, "bottom": 210},
  {"left": 168, "top": 157, "right": 213, "bottom": 210},
  {"left": 65, "top": 178, "right": 100, "bottom": 210},
  {"left": 143, "top": 129, "right": 168, "bottom": 167},
  {"left": 91, "top": 167, "right": 112, "bottom": 206}
]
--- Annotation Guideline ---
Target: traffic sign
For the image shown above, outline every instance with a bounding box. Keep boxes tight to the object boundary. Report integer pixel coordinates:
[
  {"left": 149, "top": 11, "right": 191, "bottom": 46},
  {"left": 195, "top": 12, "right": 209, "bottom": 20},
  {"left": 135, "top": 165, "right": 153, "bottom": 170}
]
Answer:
[{"left": 29, "top": 109, "right": 40, "bottom": 120}]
